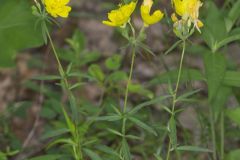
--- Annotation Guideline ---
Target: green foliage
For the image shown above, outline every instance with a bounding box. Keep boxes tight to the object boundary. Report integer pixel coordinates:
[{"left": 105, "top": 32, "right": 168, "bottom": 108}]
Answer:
[
  {"left": 0, "top": 0, "right": 43, "bottom": 67},
  {"left": 83, "top": 149, "right": 103, "bottom": 160},
  {"left": 226, "top": 0, "right": 240, "bottom": 31},
  {"left": 176, "top": 146, "right": 212, "bottom": 153},
  {"left": 105, "top": 55, "right": 122, "bottom": 70},
  {"left": 88, "top": 64, "right": 105, "bottom": 83},
  {"left": 168, "top": 116, "right": 177, "bottom": 149},
  {"left": 28, "top": 155, "right": 63, "bottom": 160},
  {"left": 2, "top": 1, "right": 240, "bottom": 160},
  {"left": 226, "top": 108, "right": 240, "bottom": 126},
  {"left": 226, "top": 149, "right": 240, "bottom": 160},
  {"left": 203, "top": 53, "right": 226, "bottom": 101}
]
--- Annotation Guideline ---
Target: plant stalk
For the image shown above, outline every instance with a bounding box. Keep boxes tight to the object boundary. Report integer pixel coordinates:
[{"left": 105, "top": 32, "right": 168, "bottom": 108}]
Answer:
[
  {"left": 122, "top": 47, "right": 136, "bottom": 136},
  {"left": 220, "top": 111, "right": 225, "bottom": 160},
  {"left": 210, "top": 106, "right": 217, "bottom": 160},
  {"left": 166, "top": 40, "right": 186, "bottom": 160},
  {"left": 46, "top": 29, "right": 82, "bottom": 160}
]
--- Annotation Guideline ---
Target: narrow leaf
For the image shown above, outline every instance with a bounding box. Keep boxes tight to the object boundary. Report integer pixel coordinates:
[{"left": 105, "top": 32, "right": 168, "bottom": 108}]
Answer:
[
  {"left": 176, "top": 145, "right": 212, "bottom": 153},
  {"left": 129, "top": 95, "right": 170, "bottom": 115},
  {"left": 84, "top": 149, "right": 103, "bottom": 160},
  {"left": 168, "top": 116, "right": 177, "bottom": 149},
  {"left": 129, "top": 117, "right": 157, "bottom": 136}
]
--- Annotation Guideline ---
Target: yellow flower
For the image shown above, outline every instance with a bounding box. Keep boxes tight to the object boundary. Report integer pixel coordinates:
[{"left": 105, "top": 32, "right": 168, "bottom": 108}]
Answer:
[
  {"left": 44, "top": 0, "right": 71, "bottom": 18},
  {"left": 102, "top": 2, "right": 137, "bottom": 27},
  {"left": 140, "top": 0, "right": 164, "bottom": 27},
  {"left": 172, "top": 0, "right": 203, "bottom": 31}
]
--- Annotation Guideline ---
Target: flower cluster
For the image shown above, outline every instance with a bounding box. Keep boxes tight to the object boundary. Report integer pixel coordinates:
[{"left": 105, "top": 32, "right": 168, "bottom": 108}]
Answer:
[
  {"left": 102, "top": 0, "right": 164, "bottom": 28},
  {"left": 35, "top": 0, "right": 204, "bottom": 39},
  {"left": 171, "top": 0, "right": 203, "bottom": 39}
]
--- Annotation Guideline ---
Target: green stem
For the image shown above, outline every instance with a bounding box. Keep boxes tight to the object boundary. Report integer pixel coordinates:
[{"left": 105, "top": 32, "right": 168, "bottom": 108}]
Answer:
[
  {"left": 166, "top": 141, "right": 171, "bottom": 160},
  {"left": 210, "top": 106, "right": 217, "bottom": 160},
  {"left": 46, "top": 29, "right": 78, "bottom": 119},
  {"left": 122, "top": 47, "right": 136, "bottom": 136},
  {"left": 166, "top": 40, "right": 186, "bottom": 160},
  {"left": 46, "top": 29, "right": 74, "bottom": 100},
  {"left": 172, "top": 40, "right": 186, "bottom": 113},
  {"left": 46, "top": 29, "right": 82, "bottom": 160},
  {"left": 220, "top": 111, "right": 224, "bottom": 160}
]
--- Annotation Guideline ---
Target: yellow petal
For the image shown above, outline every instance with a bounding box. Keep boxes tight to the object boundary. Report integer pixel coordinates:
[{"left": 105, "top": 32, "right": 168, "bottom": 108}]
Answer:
[
  {"left": 44, "top": 0, "right": 71, "bottom": 18},
  {"left": 171, "top": 13, "right": 178, "bottom": 22},
  {"left": 57, "top": 6, "right": 71, "bottom": 18},
  {"left": 197, "top": 20, "right": 204, "bottom": 28},
  {"left": 173, "top": 0, "right": 186, "bottom": 16},
  {"left": 60, "top": 0, "right": 70, "bottom": 5},
  {"left": 108, "top": 11, "right": 118, "bottom": 22},
  {"left": 140, "top": 0, "right": 164, "bottom": 26},
  {"left": 102, "top": 20, "right": 117, "bottom": 27},
  {"left": 102, "top": 1, "right": 136, "bottom": 27}
]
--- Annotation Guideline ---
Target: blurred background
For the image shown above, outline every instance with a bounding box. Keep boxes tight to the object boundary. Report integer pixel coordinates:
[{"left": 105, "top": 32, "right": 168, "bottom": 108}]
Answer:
[{"left": 1, "top": 0, "right": 240, "bottom": 160}]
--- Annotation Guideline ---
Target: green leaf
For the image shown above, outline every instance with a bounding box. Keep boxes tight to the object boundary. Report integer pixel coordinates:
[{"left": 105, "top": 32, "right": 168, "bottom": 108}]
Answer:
[
  {"left": 69, "top": 82, "right": 85, "bottom": 90},
  {"left": 226, "top": 107, "right": 240, "bottom": 126},
  {"left": 106, "top": 71, "right": 128, "bottom": 82},
  {"left": 176, "top": 146, "right": 212, "bottom": 153},
  {"left": 40, "top": 107, "right": 57, "bottom": 119},
  {"left": 164, "top": 40, "right": 182, "bottom": 55},
  {"left": 41, "top": 128, "right": 70, "bottom": 140},
  {"left": 95, "top": 145, "right": 119, "bottom": 157},
  {"left": 66, "top": 29, "right": 85, "bottom": 53},
  {"left": 227, "top": 0, "right": 240, "bottom": 31},
  {"left": 120, "top": 139, "right": 131, "bottom": 160},
  {"left": 47, "top": 138, "right": 76, "bottom": 149},
  {"left": 62, "top": 107, "right": 75, "bottom": 134},
  {"left": 154, "top": 154, "right": 163, "bottom": 160},
  {"left": 0, "top": 152, "right": 7, "bottom": 160},
  {"left": 216, "top": 33, "right": 240, "bottom": 51},
  {"left": 129, "top": 95, "right": 170, "bottom": 115},
  {"left": 0, "top": 0, "right": 43, "bottom": 67},
  {"left": 128, "top": 83, "right": 154, "bottom": 99},
  {"left": 110, "top": 104, "right": 122, "bottom": 116},
  {"left": 84, "top": 149, "right": 103, "bottom": 160},
  {"left": 226, "top": 149, "right": 240, "bottom": 160},
  {"left": 78, "top": 122, "right": 89, "bottom": 138},
  {"left": 107, "top": 128, "right": 123, "bottom": 137},
  {"left": 93, "top": 115, "right": 122, "bottom": 122},
  {"left": 150, "top": 68, "right": 204, "bottom": 86},
  {"left": 125, "top": 134, "right": 142, "bottom": 140},
  {"left": 168, "top": 116, "right": 177, "bottom": 149},
  {"left": 203, "top": 53, "right": 226, "bottom": 101},
  {"left": 129, "top": 117, "right": 157, "bottom": 136},
  {"left": 224, "top": 71, "right": 240, "bottom": 87},
  {"left": 28, "top": 155, "right": 62, "bottom": 160},
  {"left": 186, "top": 43, "right": 210, "bottom": 56},
  {"left": 212, "top": 86, "right": 232, "bottom": 120},
  {"left": 201, "top": 2, "right": 227, "bottom": 51},
  {"left": 88, "top": 64, "right": 105, "bottom": 82},
  {"left": 176, "top": 89, "right": 201, "bottom": 102},
  {"left": 31, "top": 75, "right": 61, "bottom": 81},
  {"left": 105, "top": 55, "right": 122, "bottom": 70},
  {"left": 79, "top": 51, "right": 100, "bottom": 66}
]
